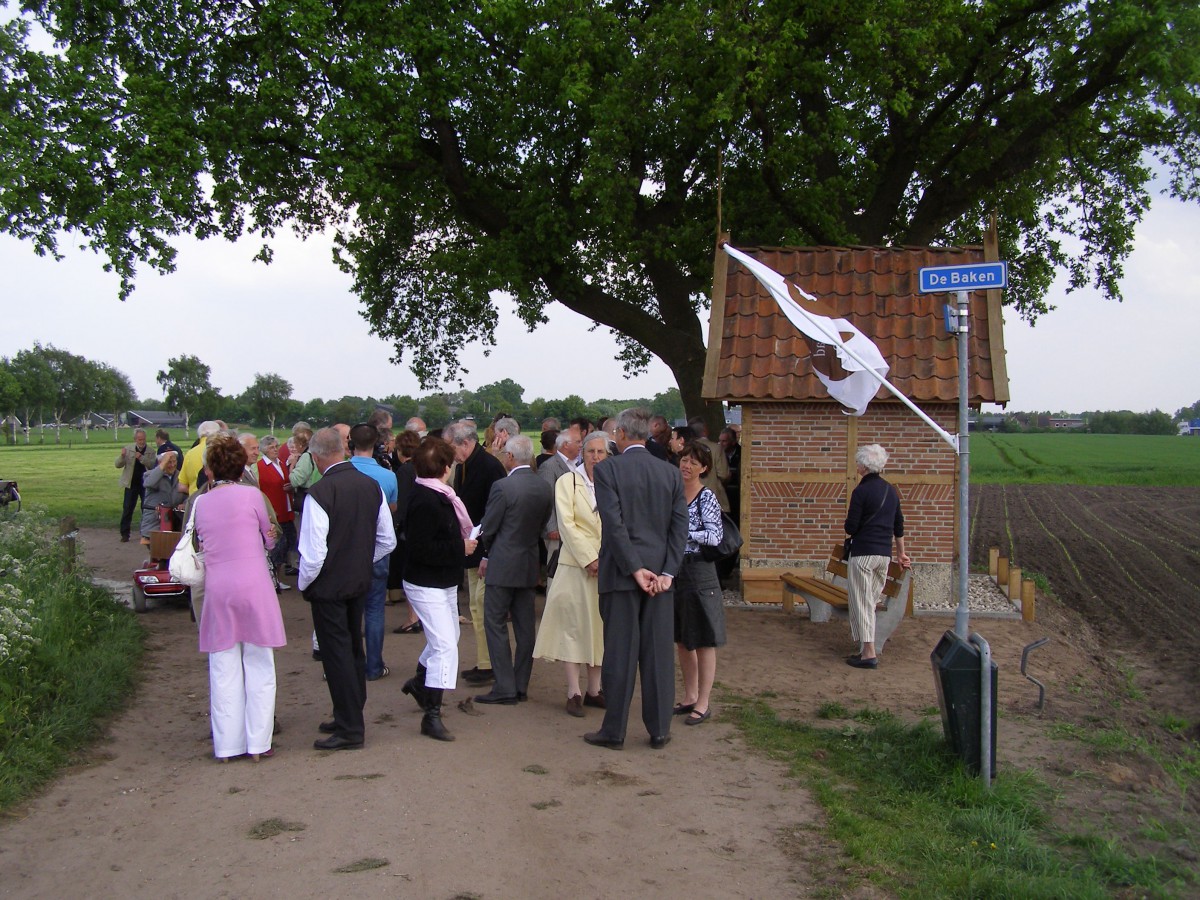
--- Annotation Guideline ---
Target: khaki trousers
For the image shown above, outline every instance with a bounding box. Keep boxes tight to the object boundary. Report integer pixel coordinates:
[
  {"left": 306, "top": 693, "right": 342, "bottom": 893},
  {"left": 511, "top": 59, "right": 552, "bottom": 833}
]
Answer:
[{"left": 466, "top": 567, "right": 491, "bottom": 669}]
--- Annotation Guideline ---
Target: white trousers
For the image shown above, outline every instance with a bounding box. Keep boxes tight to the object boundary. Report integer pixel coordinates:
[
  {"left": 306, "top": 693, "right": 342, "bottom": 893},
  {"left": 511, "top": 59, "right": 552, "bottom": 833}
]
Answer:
[
  {"left": 403, "top": 581, "right": 460, "bottom": 690},
  {"left": 847, "top": 555, "right": 890, "bottom": 645},
  {"left": 209, "top": 643, "right": 276, "bottom": 758}
]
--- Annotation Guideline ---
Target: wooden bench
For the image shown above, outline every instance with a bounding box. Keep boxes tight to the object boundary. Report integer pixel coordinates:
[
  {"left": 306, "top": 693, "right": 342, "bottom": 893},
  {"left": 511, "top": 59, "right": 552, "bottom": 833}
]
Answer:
[{"left": 779, "top": 543, "right": 913, "bottom": 651}]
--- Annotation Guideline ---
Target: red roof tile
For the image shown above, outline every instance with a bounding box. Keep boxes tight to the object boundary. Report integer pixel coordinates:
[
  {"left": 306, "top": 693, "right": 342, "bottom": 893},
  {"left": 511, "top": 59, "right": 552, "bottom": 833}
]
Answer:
[{"left": 704, "top": 244, "right": 1009, "bottom": 405}]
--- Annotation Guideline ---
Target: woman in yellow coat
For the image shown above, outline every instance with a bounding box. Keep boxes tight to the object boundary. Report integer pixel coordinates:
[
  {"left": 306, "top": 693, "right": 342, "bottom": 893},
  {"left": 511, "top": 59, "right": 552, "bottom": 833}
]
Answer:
[{"left": 533, "top": 431, "right": 609, "bottom": 717}]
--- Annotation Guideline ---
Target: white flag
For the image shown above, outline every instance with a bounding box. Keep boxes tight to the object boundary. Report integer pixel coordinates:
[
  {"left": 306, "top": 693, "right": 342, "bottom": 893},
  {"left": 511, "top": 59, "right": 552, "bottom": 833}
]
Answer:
[{"left": 724, "top": 245, "right": 889, "bottom": 416}]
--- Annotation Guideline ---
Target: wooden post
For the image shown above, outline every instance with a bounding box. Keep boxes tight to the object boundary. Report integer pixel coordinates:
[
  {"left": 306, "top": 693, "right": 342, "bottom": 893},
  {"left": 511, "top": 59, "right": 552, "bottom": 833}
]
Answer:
[
  {"left": 996, "top": 556, "right": 1009, "bottom": 590},
  {"left": 58, "top": 515, "right": 78, "bottom": 572},
  {"left": 988, "top": 547, "right": 999, "bottom": 577},
  {"left": 1008, "top": 566, "right": 1022, "bottom": 602},
  {"left": 1021, "top": 578, "right": 1036, "bottom": 622}
]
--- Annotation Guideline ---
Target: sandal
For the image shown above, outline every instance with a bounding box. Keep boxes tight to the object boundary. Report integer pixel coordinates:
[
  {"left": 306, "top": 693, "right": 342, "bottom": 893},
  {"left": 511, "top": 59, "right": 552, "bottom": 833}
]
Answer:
[
  {"left": 394, "top": 621, "right": 423, "bottom": 634},
  {"left": 685, "top": 708, "right": 711, "bottom": 726},
  {"left": 672, "top": 702, "right": 696, "bottom": 716}
]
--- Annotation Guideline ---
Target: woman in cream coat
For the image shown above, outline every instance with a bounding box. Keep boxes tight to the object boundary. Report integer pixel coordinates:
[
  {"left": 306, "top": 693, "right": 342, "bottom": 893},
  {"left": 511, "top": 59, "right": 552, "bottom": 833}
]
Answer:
[{"left": 533, "top": 430, "right": 609, "bottom": 717}]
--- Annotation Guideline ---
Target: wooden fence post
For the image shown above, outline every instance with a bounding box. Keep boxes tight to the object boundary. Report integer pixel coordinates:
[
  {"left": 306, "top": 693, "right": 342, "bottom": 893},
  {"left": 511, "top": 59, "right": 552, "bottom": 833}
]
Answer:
[{"left": 1021, "top": 578, "right": 1036, "bottom": 622}]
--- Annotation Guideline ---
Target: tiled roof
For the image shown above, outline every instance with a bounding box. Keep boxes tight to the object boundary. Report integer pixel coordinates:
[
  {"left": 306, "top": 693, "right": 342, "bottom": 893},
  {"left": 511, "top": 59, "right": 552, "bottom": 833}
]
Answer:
[{"left": 703, "top": 244, "right": 1009, "bottom": 405}]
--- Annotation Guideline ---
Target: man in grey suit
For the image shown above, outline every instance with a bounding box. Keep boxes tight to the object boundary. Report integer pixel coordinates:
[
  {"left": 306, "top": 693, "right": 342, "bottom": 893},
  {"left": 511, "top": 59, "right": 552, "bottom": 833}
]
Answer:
[
  {"left": 474, "top": 434, "right": 555, "bottom": 705},
  {"left": 538, "top": 425, "right": 581, "bottom": 586},
  {"left": 585, "top": 407, "right": 688, "bottom": 751}
]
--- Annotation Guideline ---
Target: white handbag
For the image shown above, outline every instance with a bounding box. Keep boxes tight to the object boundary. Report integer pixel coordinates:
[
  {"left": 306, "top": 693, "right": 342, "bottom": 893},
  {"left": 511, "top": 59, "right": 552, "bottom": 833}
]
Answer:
[{"left": 168, "top": 507, "right": 206, "bottom": 588}]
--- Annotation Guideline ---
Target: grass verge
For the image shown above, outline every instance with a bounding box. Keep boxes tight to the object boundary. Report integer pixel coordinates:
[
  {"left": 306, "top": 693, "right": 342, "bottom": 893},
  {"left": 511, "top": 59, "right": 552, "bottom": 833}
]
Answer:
[
  {"left": 0, "top": 511, "right": 143, "bottom": 811},
  {"left": 732, "top": 698, "right": 1194, "bottom": 898}
]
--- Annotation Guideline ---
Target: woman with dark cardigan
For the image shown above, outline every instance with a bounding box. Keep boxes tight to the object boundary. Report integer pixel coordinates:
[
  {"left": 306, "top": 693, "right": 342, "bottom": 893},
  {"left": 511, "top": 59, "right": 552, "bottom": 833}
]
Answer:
[
  {"left": 389, "top": 429, "right": 423, "bottom": 634},
  {"left": 400, "top": 437, "right": 478, "bottom": 741},
  {"left": 844, "top": 444, "right": 911, "bottom": 669}
]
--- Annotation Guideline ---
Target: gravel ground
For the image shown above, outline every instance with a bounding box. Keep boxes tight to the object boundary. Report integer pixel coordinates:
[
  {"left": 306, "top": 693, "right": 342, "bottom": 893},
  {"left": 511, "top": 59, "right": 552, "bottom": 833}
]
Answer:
[{"left": 722, "top": 573, "right": 1019, "bottom": 617}]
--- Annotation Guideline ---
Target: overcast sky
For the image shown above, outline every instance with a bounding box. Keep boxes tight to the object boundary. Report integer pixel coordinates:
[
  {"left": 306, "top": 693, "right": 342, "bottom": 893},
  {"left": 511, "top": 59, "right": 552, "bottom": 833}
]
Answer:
[{"left": 4, "top": 186, "right": 1198, "bottom": 416}]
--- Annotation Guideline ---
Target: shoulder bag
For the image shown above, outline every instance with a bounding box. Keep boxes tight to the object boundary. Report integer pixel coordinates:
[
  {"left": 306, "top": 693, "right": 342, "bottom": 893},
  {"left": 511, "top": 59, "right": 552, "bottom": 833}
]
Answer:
[{"left": 168, "top": 502, "right": 206, "bottom": 588}]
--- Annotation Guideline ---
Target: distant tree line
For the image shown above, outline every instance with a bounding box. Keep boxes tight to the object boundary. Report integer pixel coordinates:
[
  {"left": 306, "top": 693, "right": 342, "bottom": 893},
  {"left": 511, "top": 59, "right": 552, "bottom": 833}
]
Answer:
[
  {"left": 1, "top": 347, "right": 686, "bottom": 441},
  {"left": 999, "top": 410, "right": 1178, "bottom": 435}
]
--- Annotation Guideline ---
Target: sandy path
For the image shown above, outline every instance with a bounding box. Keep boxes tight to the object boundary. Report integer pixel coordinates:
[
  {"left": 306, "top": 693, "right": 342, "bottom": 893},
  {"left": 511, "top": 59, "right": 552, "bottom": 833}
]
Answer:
[{"left": 1, "top": 527, "right": 1106, "bottom": 898}]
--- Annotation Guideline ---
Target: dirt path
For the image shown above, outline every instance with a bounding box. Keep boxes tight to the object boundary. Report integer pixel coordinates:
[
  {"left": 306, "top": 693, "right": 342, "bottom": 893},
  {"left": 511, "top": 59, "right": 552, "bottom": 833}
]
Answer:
[{"left": 0, "top": 526, "right": 1189, "bottom": 896}]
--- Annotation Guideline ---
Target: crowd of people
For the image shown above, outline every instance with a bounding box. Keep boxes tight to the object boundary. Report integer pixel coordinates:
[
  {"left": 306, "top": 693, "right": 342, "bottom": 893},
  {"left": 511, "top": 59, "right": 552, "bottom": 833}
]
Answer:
[{"left": 116, "top": 406, "right": 907, "bottom": 761}]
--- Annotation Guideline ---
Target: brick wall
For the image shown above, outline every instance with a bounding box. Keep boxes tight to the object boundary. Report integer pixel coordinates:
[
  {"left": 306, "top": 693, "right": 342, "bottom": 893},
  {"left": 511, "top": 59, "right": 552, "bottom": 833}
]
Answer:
[{"left": 741, "top": 401, "right": 958, "bottom": 601}]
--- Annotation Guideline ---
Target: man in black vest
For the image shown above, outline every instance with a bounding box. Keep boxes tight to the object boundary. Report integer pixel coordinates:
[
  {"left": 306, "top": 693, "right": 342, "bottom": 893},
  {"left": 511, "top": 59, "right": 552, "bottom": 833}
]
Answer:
[{"left": 298, "top": 428, "right": 396, "bottom": 751}]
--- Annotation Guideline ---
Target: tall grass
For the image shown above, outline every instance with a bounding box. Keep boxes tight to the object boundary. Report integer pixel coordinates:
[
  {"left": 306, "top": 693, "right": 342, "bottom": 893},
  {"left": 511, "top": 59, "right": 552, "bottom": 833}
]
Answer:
[
  {"left": 0, "top": 511, "right": 143, "bottom": 809},
  {"left": 734, "top": 699, "right": 1193, "bottom": 898},
  {"left": 972, "top": 433, "right": 1200, "bottom": 486}
]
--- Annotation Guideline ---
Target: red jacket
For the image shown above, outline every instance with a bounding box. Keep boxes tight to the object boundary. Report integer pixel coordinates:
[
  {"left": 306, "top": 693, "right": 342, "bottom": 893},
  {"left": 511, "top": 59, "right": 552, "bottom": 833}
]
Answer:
[{"left": 257, "top": 458, "right": 295, "bottom": 523}]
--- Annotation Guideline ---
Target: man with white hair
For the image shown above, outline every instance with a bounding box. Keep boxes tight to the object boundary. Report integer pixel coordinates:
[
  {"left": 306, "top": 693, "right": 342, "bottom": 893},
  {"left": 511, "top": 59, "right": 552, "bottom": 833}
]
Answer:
[
  {"left": 538, "top": 425, "right": 581, "bottom": 586},
  {"left": 488, "top": 415, "right": 520, "bottom": 458},
  {"left": 473, "top": 434, "right": 554, "bottom": 704},
  {"left": 178, "top": 421, "right": 220, "bottom": 495},
  {"left": 405, "top": 416, "right": 427, "bottom": 437}
]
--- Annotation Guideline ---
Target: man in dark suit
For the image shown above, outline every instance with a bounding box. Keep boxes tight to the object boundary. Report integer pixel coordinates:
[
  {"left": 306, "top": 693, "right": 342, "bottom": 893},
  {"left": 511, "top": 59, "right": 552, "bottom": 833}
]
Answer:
[
  {"left": 585, "top": 408, "right": 688, "bottom": 751},
  {"left": 474, "top": 435, "right": 554, "bottom": 704},
  {"left": 298, "top": 428, "right": 396, "bottom": 751},
  {"left": 446, "top": 420, "right": 508, "bottom": 685}
]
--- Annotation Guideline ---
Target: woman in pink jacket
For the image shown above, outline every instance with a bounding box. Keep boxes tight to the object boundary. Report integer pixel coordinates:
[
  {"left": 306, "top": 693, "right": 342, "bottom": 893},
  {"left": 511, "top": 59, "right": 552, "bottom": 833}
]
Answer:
[{"left": 193, "top": 432, "right": 286, "bottom": 761}]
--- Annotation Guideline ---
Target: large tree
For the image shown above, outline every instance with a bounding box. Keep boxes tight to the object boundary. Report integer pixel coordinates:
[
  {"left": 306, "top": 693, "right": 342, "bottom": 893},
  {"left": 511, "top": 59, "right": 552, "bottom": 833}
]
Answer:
[
  {"left": 156, "top": 355, "right": 218, "bottom": 436},
  {"left": 2, "top": 2, "right": 1196, "bottom": 424},
  {"left": 242, "top": 372, "right": 293, "bottom": 434},
  {"left": 8, "top": 348, "right": 55, "bottom": 443}
]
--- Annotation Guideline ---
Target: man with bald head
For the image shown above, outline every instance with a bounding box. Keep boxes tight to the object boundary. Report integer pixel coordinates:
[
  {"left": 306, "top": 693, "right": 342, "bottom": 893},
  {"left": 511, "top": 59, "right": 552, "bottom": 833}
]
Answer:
[{"left": 298, "top": 427, "right": 396, "bottom": 751}]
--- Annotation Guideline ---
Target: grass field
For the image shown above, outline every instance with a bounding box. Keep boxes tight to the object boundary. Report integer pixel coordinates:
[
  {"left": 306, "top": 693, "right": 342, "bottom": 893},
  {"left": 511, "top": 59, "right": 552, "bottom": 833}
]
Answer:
[
  {"left": 0, "top": 434, "right": 146, "bottom": 528},
  {"left": 3, "top": 428, "right": 1200, "bottom": 529},
  {"left": 970, "top": 433, "right": 1200, "bottom": 486}
]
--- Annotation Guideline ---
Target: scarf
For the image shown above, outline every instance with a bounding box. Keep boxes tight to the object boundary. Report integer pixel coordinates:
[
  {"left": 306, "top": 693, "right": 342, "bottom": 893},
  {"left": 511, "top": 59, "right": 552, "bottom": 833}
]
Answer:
[{"left": 415, "top": 476, "right": 474, "bottom": 538}]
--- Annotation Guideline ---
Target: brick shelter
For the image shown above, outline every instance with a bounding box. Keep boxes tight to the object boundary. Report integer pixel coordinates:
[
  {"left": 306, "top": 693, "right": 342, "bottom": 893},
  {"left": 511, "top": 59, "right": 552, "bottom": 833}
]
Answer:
[{"left": 703, "top": 235, "right": 1010, "bottom": 606}]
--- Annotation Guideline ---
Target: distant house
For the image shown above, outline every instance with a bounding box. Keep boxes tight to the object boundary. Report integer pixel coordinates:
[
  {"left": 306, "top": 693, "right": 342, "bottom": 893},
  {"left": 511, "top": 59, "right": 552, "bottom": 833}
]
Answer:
[
  {"left": 75, "top": 412, "right": 116, "bottom": 429},
  {"left": 704, "top": 236, "right": 1009, "bottom": 607},
  {"left": 127, "top": 410, "right": 189, "bottom": 429},
  {"left": 1047, "top": 417, "right": 1086, "bottom": 430}
]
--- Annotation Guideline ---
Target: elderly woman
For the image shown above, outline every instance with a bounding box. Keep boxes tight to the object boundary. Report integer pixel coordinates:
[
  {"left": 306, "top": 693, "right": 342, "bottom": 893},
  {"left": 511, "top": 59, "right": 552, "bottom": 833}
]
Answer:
[
  {"left": 192, "top": 432, "right": 285, "bottom": 761},
  {"left": 533, "top": 430, "right": 609, "bottom": 717},
  {"left": 672, "top": 441, "right": 725, "bottom": 725},
  {"left": 401, "top": 437, "right": 478, "bottom": 741},
  {"left": 844, "top": 444, "right": 911, "bottom": 669},
  {"left": 257, "top": 435, "right": 296, "bottom": 587},
  {"left": 139, "top": 450, "right": 184, "bottom": 543}
]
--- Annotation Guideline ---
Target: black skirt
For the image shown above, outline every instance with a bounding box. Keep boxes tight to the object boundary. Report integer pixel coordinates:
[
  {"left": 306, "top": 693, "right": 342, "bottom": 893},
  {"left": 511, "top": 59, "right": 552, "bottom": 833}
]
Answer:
[{"left": 673, "top": 555, "right": 727, "bottom": 650}]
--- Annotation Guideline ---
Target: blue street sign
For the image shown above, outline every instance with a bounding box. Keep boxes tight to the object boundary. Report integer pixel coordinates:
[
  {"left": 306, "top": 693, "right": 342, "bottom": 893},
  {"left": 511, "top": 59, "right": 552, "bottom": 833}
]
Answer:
[{"left": 919, "top": 262, "right": 1008, "bottom": 293}]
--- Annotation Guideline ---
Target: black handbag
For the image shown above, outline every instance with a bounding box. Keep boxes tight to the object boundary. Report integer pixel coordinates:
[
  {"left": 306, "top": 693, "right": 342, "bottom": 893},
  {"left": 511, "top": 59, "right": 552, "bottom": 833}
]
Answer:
[
  {"left": 701, "top": 511, "right": 744, "bottom": 562},
  {"left": 841, "top": 537, "right": 853, "bottom": 561}
]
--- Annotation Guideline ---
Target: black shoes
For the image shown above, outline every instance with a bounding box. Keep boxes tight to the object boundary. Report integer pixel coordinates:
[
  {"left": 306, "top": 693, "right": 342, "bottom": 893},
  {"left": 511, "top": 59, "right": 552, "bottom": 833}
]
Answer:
[
  {"left": 583, "top": 732, "right": 624, "bottom": 751},
  {"left": 461, "top": 667, "right": 495, "bottom": 685},
  {"left": 474, "top": 692, "right": 519, "bottom": 705},
  {"left": 313, "top": 734, "right": 363, "bottom": 751},
  {"left": 318, "top": 720, "right": 337, "bottom": 734},
  {"left": 847, "top": 656, "right": 879, "bottom": 669},
  {"left": 650, "top": 734, "right": 672, "bottom": 750}
]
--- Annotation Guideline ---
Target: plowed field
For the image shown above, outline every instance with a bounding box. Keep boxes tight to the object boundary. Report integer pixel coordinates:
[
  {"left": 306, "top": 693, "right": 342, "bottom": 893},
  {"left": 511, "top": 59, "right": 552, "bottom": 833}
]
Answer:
[{"left": 971, "top": 484, "right": 1200, "bottom": 720}]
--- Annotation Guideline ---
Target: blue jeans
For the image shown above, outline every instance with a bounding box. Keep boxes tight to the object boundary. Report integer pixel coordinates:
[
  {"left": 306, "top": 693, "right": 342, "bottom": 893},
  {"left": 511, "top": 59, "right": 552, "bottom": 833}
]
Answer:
[{"left": 364, "top": 555, "right": 391, "bottom": 679}]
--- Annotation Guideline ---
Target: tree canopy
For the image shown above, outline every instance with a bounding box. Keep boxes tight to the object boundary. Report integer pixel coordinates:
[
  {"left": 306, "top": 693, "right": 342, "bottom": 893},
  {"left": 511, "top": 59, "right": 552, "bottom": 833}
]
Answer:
[
  {"left": 156, "top": 354, "right": 218, "bottom": 433},
  {"left": 2, "top": 1, "right": 1197, "bottom": 421}
]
